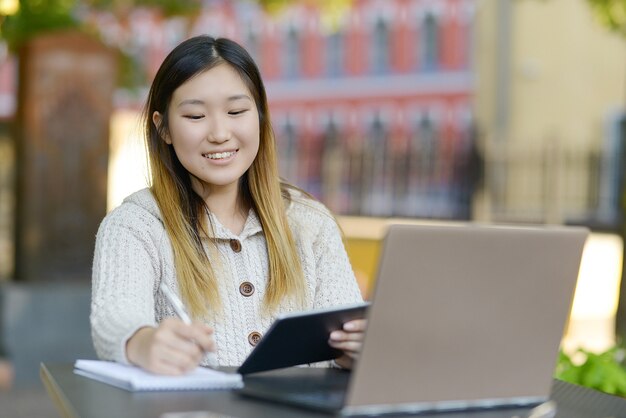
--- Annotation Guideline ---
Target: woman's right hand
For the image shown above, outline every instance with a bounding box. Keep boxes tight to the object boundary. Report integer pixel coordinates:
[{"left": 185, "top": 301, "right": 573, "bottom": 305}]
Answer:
[{"left": 126, "top": 318, "right": 215, "bottom": 375}]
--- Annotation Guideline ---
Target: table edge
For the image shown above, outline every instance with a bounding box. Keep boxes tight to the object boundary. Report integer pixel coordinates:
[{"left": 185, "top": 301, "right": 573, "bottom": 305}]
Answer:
[{"left": 40, "top": 362, "right": 81, "bottom": 418}]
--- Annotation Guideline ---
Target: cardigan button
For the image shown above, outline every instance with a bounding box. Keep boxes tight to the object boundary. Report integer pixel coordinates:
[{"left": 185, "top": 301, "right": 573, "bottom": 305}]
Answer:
[
  {"left": 229, "top": 239, "right": 242, "bottom": 253},
  {"left": 239, "top": 282, "right": 255, "bottom": 297},
  {"left": 248, "top": 331, "right": 262, "bottom": 346}
]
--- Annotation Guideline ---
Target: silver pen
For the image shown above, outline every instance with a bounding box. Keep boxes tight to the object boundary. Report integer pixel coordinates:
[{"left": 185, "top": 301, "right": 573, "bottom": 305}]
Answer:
[
  {"left": 159, "top": 281, "right": 217, "bottom": 367},
  {"left": 159, "top": 281, "right": 192, "bottom": 324}
]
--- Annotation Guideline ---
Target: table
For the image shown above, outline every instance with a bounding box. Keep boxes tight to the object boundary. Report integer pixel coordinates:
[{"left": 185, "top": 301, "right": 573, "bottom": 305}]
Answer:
[{"left": 41, "top": 363, "right": 626, "bottom": 418}]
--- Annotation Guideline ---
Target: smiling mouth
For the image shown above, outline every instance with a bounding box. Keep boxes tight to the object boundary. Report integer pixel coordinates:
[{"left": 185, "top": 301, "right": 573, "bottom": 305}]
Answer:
[{"left": 203, "top": 150, "right": 237, "bottom": 160}]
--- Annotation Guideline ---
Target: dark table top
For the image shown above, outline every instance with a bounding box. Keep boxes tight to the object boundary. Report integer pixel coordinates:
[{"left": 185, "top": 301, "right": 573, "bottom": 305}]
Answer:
[{"left": 40, "top": 363, "right": 626, "bottom": 418}]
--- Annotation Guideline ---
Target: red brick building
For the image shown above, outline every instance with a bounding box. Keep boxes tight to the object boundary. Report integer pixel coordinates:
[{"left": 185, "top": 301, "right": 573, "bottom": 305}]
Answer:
[
  {"left": 3, "top": 0, "right": 478, "bottom": 219},
  {"left": 242, "top": 0, "right": 478, "bottom": 218}
]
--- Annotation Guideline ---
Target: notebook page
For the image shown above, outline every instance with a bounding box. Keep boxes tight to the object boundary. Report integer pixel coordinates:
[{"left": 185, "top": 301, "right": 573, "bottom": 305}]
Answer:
[{"left": 74, "top": 360, "right": 243, "bottom": 391}]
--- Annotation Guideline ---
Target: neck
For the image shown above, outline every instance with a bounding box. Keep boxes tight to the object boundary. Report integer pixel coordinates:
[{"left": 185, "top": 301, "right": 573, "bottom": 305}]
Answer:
[{"left": 193, "top": 179, "right": 248, "bottom": 235}]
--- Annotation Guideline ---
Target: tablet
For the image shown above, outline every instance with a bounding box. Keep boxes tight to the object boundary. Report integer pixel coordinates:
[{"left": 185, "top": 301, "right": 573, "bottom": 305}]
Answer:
[{"left": 237, "top": 302, "right": 369, "bottom": 375}]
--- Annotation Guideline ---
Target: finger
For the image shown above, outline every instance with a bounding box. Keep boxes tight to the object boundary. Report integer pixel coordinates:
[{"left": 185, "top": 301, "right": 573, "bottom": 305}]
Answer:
[
  {"left": 154, "top": 347, "right": 200, "bottom": 375},
  {"left": 328, "top": 340, "right": 362, "bottom": 354},
  {"left": 329, "top": 330, "right": 364, "bottom": 342},
  {"left": 172, "top": 324, "right": 215, "bottom": 352},
  {"left": 192, "top": 322, "right": 214, "bottom": 335},
  {"left": 144, "top": 344, "right": 196, "bottom": 375},
  {"left": 168, "top": 331, "right": 208, "bottom": 360},
  {"left": 159, "top": 345, "right": 202, "bottom": 372},
  {"left": 154, "top": 320, "right": 196, "bottom": 350},
  {"left": 160, "top": 322, "right": 212, "bottom": 355},
  {"left": 170, "top": 322, "right": 203, "bottom": 340},
  {"left": 168, "top": 338, "right": 205, "bottom": 360},
  {"left": 154, "top": 326, "right": 202, "bottom": 358},
  {"left": 189, "top": 324, "right": 216, "bottom": 352},
  {"left": 192, "top": 334, "right": 215, "bottom": 353},
  {"left": 343, "top": 319, "right": 367, "bottom": 332},
  {"left": 153, "top": 329, "right": 205, "bottom": 365},
  {"left": 150, "top": 361, "right": 188, "bottom": 376},
  {"left": 160, "top": 317, "right": 186, "bottom": 329}
]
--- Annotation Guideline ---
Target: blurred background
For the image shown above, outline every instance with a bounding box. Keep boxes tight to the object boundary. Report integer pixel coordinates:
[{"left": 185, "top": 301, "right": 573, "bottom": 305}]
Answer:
[{"left": 0, "top": 0, "right": 626, "bottom": 415}]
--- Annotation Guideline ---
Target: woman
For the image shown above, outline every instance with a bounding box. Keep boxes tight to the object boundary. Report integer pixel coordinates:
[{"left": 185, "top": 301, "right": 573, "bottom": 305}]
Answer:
[{"left": 91, "top": 36, "right": 365, "bottom": 375}]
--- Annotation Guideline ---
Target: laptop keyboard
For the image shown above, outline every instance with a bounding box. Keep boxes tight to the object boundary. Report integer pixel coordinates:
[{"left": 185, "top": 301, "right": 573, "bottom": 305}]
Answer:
[
  {"left": 241, "top": 369, "right": 349, "bottom": 411},
  {"left": 284, "top": 389, "right": 345, "bottom": 408}
]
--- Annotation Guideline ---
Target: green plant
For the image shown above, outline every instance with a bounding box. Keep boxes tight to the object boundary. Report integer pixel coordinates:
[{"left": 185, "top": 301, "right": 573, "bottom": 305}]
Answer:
[
  {"left": 587, "top": 0, "right": 626, "bottom": 35},
  {"left": 0, "top": 0, "right": 202, "bottom": 91},
  {"left": 556, "top": 345, "right": 626, "bottom": 397},
  {"left": 0, "top": 0, "right": 80, "bottom": 51}
]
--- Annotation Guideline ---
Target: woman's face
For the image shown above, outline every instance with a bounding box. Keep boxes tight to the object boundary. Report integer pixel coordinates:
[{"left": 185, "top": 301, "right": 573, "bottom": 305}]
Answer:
[{"left": 155, "top": 63, "right": 260, "bottom": 198}]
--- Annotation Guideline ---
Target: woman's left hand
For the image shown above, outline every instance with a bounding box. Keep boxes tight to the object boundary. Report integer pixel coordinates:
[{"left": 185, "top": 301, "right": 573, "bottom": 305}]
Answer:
[{"left": 328, "top": 319, "right": 367, "bottom": 369}]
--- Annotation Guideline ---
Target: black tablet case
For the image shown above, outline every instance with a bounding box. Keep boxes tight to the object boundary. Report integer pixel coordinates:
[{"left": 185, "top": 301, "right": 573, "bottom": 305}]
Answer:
[{"left": 238, "top": 303, "right": 369, "bottom": 375}]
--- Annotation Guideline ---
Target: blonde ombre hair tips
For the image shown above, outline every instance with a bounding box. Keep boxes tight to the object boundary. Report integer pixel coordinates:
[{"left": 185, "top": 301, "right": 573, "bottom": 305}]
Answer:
[{"left": 143, "top": 36, "right": 305, "bottom": 318}]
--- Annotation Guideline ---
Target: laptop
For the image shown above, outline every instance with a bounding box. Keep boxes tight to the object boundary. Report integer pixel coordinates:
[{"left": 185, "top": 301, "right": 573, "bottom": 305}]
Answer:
[{"left": 239, "top": 223, "right": 589, "bottom": 415}]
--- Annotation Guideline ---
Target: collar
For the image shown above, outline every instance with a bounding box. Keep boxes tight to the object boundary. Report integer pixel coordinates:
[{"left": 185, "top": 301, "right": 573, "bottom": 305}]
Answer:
[{"left": 204, "top": 208, "right": 263, "bottom": 241}]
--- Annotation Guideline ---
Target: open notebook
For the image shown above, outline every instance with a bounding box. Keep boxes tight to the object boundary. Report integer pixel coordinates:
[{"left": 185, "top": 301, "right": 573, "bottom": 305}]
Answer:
[{"left": 74, "top": 360, "right": 242, "bottom": 392}]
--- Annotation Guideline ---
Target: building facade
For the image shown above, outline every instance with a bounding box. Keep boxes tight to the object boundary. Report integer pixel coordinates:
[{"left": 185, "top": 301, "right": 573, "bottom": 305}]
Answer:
[
  {"left": 474, "top": 0, "right": 626, "bottom": 225},
  {"left": 97, "top": 0, "right": 478, "bottom": 218},
  {"left": 2, "top": 0, "right": 478, "bottom": 219}
]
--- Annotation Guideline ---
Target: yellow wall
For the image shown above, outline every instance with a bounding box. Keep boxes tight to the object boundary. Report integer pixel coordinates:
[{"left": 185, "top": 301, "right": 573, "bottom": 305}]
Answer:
[
  {"left": 473, "top": 0, "right": 626, "bottom": 223},
  {"left": 475, "top": 0, "right": 626, "bottom": 147},
  {"left": 511, "top": 0, "right": 626, "bottom": 146},
  {"left": 474, "top": 0, "right": 500, "bottom": 139}
]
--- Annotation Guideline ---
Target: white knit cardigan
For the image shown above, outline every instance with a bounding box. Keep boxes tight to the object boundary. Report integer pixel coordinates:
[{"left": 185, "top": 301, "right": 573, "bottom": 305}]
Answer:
[{"left": 91, "top": 188, "right": 363, "bottom": 367}]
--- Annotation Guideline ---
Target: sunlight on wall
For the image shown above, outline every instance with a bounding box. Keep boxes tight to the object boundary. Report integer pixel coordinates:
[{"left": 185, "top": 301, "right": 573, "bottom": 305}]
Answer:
[
  {"left": 573, "top": 233, "right": 622, "bottom": 319},
  {"left": 108, "top": 110, "right": 149, "bottom": 212},
  {"left": 562, "top": 233, "right": 623, "bottom": 353}
]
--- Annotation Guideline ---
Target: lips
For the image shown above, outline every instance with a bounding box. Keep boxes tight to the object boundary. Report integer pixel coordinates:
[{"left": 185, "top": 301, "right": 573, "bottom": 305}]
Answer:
[{"left": 202, "top": 150, "right": 237, "bottom": 160}]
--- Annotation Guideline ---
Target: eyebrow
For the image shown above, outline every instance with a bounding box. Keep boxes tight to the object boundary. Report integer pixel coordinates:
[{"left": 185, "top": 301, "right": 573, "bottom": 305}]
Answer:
[{"left": 177, "top": 95, "right": 253, "bottom": 107}]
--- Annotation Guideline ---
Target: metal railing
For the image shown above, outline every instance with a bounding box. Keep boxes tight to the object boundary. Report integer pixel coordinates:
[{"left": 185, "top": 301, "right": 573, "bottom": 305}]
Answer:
[{"left": 479, "top": 138, "right": 612, "bottom": 228}]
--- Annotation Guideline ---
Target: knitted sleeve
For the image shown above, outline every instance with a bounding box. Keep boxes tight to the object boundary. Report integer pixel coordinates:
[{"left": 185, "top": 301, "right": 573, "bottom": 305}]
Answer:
[
  {"left": 310, "top": 209, "right": 364, "bottom": 309},
  {"left": 90, "top": 205, "right": 161, "bottom": 364}
]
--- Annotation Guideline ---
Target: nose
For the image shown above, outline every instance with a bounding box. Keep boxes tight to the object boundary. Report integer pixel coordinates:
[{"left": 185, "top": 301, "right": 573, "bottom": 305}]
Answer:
[{"left": 207, "top": 115, "right": 231, "bottom": 143}]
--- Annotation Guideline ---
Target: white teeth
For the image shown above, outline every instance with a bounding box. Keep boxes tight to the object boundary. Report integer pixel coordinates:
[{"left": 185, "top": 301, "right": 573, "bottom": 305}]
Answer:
[{"left": 204, "top": 151, "right": 236, "bottom": 160}]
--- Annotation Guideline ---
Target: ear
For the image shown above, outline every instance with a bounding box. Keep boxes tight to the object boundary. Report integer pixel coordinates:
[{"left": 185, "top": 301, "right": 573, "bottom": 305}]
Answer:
[{"left": 152, "top": 111, "right": 171, "bottom": 144}]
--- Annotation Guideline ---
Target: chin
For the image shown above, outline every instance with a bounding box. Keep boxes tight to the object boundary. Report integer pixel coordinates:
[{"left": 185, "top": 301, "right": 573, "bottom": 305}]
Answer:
[{"left": 205, "top": 177, "right": 241, "bottom": 188}]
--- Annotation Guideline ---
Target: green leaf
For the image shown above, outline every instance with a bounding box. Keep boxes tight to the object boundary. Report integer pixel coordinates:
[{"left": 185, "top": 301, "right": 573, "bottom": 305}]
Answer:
[{"left": 556, "top": 345, "right": 626, "bottom": 397}]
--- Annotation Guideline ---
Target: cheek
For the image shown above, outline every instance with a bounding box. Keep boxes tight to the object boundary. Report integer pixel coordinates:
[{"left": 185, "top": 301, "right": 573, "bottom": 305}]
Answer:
[
  {"left": 170, "top": 124, "right": 205, "bottom": 147},
  {"left": 237, "top": 121, "right": 260, "bottom": 147}
]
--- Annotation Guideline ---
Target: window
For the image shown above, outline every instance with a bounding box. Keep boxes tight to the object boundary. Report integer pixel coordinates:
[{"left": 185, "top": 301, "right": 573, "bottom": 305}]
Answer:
[
  {"left": 371, "top": 17, "right": 390, "bottom": 74},
  {"left": 326, "top": 31, "right": 344, "bottom": 77},
  {"left": 420, "top": 12, "right": 439, "bottom": 71},
  {"left": 283, "top": 26, "right": 300, "bottom": 78}
]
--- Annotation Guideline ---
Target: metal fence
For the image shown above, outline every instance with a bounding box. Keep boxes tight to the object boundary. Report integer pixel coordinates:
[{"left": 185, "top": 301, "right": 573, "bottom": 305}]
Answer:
[
  {"left": 0, "top": 131, "right": 619, "bottom": 282},
  {"left": 480, "top": 138, "right": 614, "bottom": 228}
]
